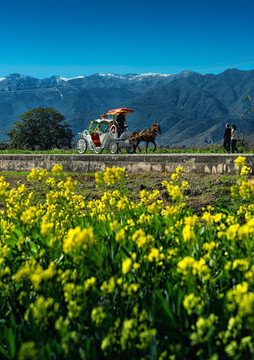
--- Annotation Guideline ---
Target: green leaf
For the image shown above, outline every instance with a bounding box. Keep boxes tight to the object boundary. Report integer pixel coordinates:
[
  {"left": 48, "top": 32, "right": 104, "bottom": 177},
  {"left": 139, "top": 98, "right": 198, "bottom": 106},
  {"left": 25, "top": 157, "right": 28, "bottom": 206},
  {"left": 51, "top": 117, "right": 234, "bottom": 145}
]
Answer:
[
  {"left": 154, "top": 290, "right": 176, "bottom": 326},
  {"left": 5, "top": 328, "right": 15, "bottom": 359},
  {"left": 0, "top": 343, "right": 10, "bottom": 359}
]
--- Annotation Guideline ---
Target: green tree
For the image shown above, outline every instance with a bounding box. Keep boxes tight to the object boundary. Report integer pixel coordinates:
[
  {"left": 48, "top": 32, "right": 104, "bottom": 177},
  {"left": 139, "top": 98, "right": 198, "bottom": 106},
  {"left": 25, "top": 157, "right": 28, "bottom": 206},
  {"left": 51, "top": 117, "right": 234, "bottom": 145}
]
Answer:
[
  {"left": 235, "top": 94, "right": 254, "bottom": 143},
  {"left": 7, "top": 107, "right": 73, "bottom": 150}
]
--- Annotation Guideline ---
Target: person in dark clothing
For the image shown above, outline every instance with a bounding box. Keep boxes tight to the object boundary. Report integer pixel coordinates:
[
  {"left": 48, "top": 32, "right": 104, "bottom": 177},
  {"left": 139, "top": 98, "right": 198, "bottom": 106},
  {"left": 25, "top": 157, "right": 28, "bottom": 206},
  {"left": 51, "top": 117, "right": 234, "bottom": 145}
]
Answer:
[
  {"left": 223, "top": 123, "right": 231, "bottom": 153},
  {"left": 116, "top": 113, "right": 125, "bottom": 138},
  {"left": 231, "top": 124, "right": 238, "bottom": 153}
]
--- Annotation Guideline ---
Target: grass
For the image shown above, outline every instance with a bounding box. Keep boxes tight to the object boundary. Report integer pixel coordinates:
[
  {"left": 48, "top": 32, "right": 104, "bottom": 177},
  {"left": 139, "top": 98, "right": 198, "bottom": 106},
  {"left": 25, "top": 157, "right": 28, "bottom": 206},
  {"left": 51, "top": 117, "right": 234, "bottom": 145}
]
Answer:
[{"left": 0, "top": 144, "right": 253, "bottom": 154}]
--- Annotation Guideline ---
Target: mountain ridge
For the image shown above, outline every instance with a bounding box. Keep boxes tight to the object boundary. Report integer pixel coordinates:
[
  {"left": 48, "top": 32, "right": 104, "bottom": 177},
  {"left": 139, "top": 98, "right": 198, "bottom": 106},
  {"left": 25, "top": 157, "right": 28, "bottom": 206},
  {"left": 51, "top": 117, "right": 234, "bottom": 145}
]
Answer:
[{"left": 0, "top": 69, "right": 253, "bottom": 147}]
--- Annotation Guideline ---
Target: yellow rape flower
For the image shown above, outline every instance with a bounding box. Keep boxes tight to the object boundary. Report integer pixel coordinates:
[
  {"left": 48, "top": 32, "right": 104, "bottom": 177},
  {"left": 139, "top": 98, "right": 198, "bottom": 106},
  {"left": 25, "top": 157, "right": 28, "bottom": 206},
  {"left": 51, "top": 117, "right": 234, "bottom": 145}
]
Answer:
[
  {"left": 20, "top": 206, "right": 37, "bottom": 225},
  {"left": 177, "top": 256, "right": 195, "bottom": 276},
  {"left": 162, "top": 181, "right": 183, "bottom": 202},
  {"left": 95, "top": 167, "right": 126, "bottom": 186},
  {"left": 190, "top": 314, "right": 218, "bottom": 345},
  {"left": 110, "top": 220, "right": 120, "bottom": 232},
  {"left": 185, "top": 215, "right": 198, "bottom": 226},
  {"left": 127, "top": 283, "right": 139, "bottom": 296},
  {"left": 100, "top": 276, "right": 115, "bottom": 294},
  {"left": 91, "top": 306, "right": 106, "bottom": 326},
  {"left": 116, "top": 277, "right": 123, "bottom": 286},
  {"left": 0, "top": 176, "right": 10, "bottom": 197},
  {"left": 245, "top": 265, "right": 254, "bottom": 283},
  {"left": 17, "top": 183, "right": 26, "bottom": 194},
  {"left": 27, "top": 168, "right": 48, "bottom": 182},
  {"left": 137, "top": 328, "right": 157, "bottom": 350},
  {"left": 181, "top": 180, "right": 189, "bottom": 189},
  {"left": 232, "top": 259, "right": 249, "bottom": 272},
  {"left": 132, "top": 229, "right": 154, "bottom": 248},
  {"left": 171, "top": 173, "right": 180, "bottom": 181},
  {"left": 239, "top": 180, "right": 254, "bottom": 199},
  {"left": 177, "top": 256, "right": 210, "bottom": 280},
  {"left": 227, "top": 281, "right": 248, "bottom": 308},
  {"left": 120, "top": 318, "right": 136, "bottom": 350},
  {"left": 18, "top": 341, "right": 40, "bottom": 360},
  {"left": 122, "top": 258, "right": 132, "bottom": 274},
  {"left": 182, "top": 224, "right": 195, "bottom": 242},
  {"left": 84, "top": 276, "right": 96, "bottom": 292},
  {"left": 133, "top": 262, "right": 140, "bottom": 270},
  {"left": 225, "top": 341, "right": 238, "bottom": 358},
  {"left": 203, "top": 241, "right": 217, "bottom": 259},
  {"left": 63, "top": 177, "right": 77, "bottom": 191},
  {"left": 25, "top": 295, "right": 55, "bottom": 324},
  {"left": 51, "top": 163, "right": 63, "bottom": 176},
  {"left": 147, "top": 201, "right": 161, "bottom": 214},
  {"left": 227, "top": 282, "right": 254, "bottom": 317},
  {"left": 139, "top": 189, "right": 160, "bottom": 205},
  {"left": 116, "top": 228, "right": 125, "bottom": 242},
  {"left": 63, "top": 226, "right": 94, "bottom": 253},
  {"left": 15, "top": 260, "right": 56, "bottom": 290},
  {"left": 40, "top": 221, "right": 53, "bottom": 236},
  {"left": 148, "top": 247, "right": 160, "bottom": 262},
  {"left": 117, "top": 197, "right": 129, "bottom": 211},
  {"left": 137, "top": 213, "right": 151, "bottom": 225},
  {"left": 192, "top": 258, "right": 211, "bottom": 280},
  {"left": 240, "top": 165, "right": 251, "bottom": 176},
  {"left": 238, "top": 292, "right": 254, "bottom": 316},
  {"left": 176, "top": 166, "right": 183, "bottom": 174},
  {"left": 45, "top": 177, "right": 56, "bottom": 187},
  {"left": 94, "top": 171, "right": 104, "bottom": 186},
  {"left": 183, "top": 293, "right": 203, "bottom": 315},
  {"left": 225, "top": 223, "right": 240, "bottom": 241},
  {"left": 126, "top": 219, "right": 135, "bottom": 228},
  {"left": 234, "top": 156, "right": 246, "bottom": 169}
]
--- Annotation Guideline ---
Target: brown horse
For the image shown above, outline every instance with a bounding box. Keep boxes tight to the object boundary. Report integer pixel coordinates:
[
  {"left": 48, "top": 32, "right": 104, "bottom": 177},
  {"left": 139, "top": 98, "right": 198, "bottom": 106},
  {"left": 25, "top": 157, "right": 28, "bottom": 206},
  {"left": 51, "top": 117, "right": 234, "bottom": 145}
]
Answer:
[{"left": 129, "top": 123, "right": 162, "bottom": 153}]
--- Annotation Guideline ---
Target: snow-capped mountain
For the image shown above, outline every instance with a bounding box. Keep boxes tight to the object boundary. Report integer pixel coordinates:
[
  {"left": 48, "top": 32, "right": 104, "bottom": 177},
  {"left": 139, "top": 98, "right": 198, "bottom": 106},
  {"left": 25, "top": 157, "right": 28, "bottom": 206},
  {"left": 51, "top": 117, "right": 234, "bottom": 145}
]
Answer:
[{"left": 0, "top": 69, "right": 254, "bottom": 147}]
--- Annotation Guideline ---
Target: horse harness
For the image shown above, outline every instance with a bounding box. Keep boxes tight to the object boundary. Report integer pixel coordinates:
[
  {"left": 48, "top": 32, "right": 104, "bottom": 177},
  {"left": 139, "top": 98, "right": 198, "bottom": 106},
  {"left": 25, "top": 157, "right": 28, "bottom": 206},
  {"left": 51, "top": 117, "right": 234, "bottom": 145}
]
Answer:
[{"left": 129, "top": 128, "right": 157, "bottom": 141}]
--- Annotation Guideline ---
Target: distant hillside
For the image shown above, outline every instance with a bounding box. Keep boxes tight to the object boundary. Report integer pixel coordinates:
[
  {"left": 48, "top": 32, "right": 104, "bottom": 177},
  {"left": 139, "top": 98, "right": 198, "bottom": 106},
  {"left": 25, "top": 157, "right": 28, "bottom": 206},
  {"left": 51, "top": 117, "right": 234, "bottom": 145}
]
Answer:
[{"left": 0, "top": 69, "right": 254, "bottom": 147}]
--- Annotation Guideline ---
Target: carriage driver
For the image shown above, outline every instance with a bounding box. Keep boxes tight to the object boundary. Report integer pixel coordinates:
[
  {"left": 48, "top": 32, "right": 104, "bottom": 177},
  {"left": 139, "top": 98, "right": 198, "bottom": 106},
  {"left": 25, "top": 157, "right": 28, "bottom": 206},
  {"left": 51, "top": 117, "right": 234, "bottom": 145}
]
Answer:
[{"left": 116, "top": 112, "right": 126, "bottom": 138}]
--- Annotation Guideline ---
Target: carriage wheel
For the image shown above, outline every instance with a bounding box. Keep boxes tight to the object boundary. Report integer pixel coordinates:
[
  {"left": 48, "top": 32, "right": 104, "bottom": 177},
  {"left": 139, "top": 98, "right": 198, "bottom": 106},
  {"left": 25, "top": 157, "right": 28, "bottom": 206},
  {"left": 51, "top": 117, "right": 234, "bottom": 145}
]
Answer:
[
  {"left": 93, "top": 146, "right": 103, "bottom": 154},
  {"left": 126, "top": 144, "right": 136, "bottom": 154},
  {"left": 76, "top": 138, "right": 87, "bottom": 154},
  {"left": 109, "top": 141, "right": 118, "bottom": 154}
]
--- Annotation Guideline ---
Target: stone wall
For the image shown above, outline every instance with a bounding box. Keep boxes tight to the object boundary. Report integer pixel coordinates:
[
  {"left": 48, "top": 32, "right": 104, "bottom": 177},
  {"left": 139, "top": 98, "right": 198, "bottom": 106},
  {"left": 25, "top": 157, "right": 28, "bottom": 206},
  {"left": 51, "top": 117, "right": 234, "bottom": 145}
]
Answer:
[{"left": 0, "top": 154, "right": 253, "bottom": 174}]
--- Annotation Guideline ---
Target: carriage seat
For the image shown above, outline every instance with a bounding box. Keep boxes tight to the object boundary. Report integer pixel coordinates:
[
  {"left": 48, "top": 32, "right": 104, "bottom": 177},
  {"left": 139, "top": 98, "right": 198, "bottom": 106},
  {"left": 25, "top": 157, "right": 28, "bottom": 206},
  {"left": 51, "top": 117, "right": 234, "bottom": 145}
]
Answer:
[{"left": 90, "top": 132, "right": 101, "bottom": 147}]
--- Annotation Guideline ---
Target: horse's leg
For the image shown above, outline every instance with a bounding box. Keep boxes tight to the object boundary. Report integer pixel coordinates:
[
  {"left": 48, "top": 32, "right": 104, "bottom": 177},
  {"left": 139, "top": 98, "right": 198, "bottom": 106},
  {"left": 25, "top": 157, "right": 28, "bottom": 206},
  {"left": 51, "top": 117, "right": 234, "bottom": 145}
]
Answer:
[
  {"left": 152, "top": 139, "right": 156, "bottom": 152},
  {"left": 145, "top": 141, "right": 148, "bottom": 153},
  {"left": 136, "top": 139, "right": 142, "bottom": 152}
]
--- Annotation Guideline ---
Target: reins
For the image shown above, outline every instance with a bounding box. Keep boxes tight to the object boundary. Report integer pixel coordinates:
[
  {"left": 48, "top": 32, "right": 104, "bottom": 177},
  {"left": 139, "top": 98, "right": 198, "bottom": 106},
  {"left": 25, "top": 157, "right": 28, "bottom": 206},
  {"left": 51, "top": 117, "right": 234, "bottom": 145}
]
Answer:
[{"left": 129, "top": 126, "right": 159, "bottom": 141}]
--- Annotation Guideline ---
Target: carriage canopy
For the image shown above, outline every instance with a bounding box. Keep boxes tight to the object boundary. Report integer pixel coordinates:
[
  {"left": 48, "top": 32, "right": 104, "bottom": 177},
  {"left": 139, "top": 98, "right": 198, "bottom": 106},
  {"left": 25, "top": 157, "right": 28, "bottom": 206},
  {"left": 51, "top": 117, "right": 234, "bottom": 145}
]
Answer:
[{"left": 107, "top": 108, "right": 134, "bottom": 115}]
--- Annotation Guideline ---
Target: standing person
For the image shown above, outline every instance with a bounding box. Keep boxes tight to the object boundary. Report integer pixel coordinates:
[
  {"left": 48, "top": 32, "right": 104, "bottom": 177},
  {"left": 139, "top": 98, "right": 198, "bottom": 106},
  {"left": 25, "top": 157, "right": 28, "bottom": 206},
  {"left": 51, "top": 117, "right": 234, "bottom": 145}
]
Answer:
[
  {"left": 116, "top": 112, "right": 125, "bottom": 138},
  {"left": 223, "top": 123, "right": 231, "bottom": 153},
  {"left": 231, "top": 124, "right": 238, "bottom": 153}
]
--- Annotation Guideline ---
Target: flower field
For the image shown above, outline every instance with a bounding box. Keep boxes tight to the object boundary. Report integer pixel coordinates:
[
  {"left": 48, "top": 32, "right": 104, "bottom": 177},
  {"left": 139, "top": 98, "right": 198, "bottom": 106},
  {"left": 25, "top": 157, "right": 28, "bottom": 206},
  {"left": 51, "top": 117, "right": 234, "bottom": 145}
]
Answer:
[{"left": 0, "top": 158, "right": 254, "bottom": 359}]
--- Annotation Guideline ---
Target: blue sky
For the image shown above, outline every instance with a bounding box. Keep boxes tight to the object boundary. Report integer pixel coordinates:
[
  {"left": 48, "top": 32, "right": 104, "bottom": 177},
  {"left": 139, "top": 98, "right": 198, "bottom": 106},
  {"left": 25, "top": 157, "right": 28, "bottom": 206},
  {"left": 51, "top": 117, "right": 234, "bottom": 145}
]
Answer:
[{"left": 1, "top": 0, "right": 254, "bottom": 78}]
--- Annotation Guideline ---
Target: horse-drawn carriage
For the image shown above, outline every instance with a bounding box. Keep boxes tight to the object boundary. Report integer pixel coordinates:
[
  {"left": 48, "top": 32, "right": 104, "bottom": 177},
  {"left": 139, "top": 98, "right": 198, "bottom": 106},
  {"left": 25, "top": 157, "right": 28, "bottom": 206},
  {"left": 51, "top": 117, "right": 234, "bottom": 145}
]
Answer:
[
  {"left": 76, "top": 107, "right": 162, "bottom": 154},
  {"left": 76, "top": 108, "right": 136, "bottom": 154}
]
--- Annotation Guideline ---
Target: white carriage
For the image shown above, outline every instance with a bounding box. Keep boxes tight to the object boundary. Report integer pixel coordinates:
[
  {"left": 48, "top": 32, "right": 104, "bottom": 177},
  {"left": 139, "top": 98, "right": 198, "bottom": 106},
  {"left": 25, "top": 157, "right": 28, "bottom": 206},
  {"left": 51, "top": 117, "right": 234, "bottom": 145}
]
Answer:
[{"left": 76, "top": 108, "right": 136, "bottom": 154}]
